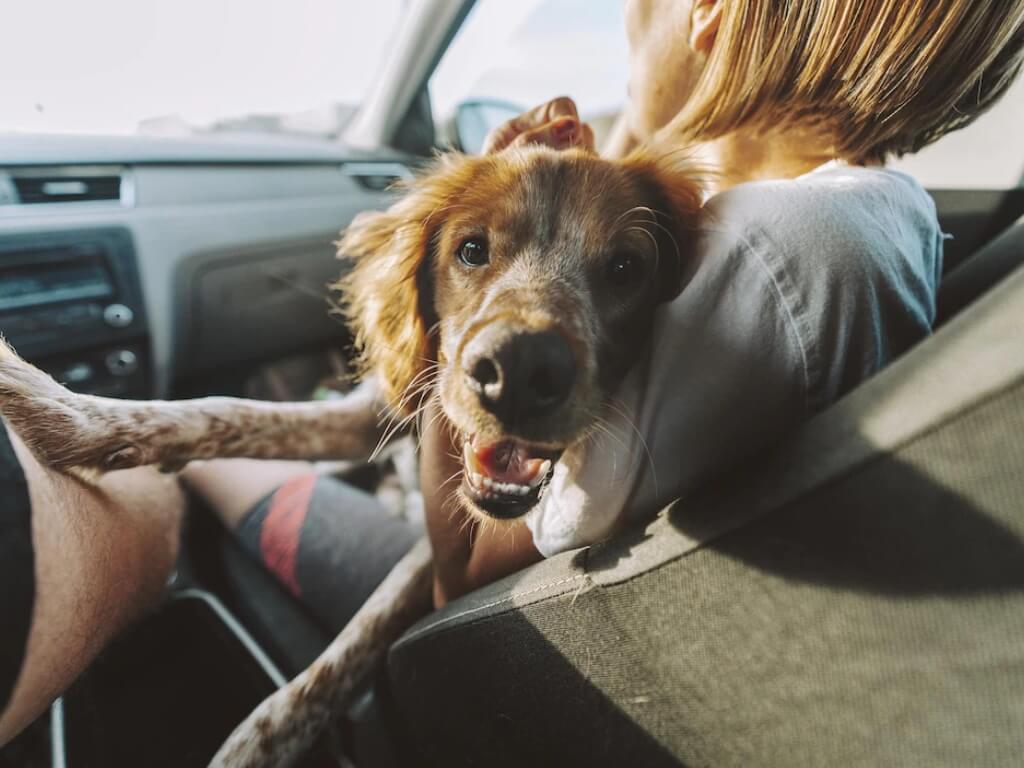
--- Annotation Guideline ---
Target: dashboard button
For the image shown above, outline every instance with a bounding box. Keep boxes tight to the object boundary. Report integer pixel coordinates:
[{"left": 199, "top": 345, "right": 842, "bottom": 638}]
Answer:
[
  {"left": 103, "top": 303, "right": 134, "bottom": 328},
  {"left": 105, "top": 349, "right": 139, "bottom": 377},
  {"left": 61, "top": 363, "right": 94, "bottom": 384}
]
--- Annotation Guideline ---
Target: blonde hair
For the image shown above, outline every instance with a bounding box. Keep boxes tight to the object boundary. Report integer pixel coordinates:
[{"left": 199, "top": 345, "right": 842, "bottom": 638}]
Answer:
[{"left": 674, "top": 1, "right": 1024, "bottom": 162}]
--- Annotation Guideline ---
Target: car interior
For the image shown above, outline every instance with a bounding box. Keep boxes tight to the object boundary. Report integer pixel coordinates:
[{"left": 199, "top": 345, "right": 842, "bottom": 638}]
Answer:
[{"left": 2, "top": 1, "right": 1023, "bottom": 766}]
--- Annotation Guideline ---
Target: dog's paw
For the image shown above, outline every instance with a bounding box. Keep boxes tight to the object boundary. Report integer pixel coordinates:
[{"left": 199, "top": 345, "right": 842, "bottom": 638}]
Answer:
[{"left": 0, "top": 340, "right": 112, "bottom": 471}]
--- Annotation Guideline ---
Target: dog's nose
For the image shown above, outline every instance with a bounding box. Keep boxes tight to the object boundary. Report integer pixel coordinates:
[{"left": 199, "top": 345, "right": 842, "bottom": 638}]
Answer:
[{"left": 464, "top": 329, "right": 576, "bottom": 426}]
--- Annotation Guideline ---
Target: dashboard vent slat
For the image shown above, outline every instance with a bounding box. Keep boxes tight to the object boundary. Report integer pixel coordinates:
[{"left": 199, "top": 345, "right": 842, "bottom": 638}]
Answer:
[{"left": 10, "top": 174, "right": 122, "bottom": 205}]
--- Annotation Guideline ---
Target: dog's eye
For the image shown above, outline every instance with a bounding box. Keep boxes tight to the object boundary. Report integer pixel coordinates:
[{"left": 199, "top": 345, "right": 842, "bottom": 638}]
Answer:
[
  {"left": 457, "top": 238, "right": 489, "bottom": 268},
  {"left": 605, "top": 251, "right": 643, "bottom": 287}
]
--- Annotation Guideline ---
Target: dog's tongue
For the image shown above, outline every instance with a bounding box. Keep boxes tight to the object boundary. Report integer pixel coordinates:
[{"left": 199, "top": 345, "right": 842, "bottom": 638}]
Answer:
[{"left": 465, "top": 437, "right": 551, "bottom": 486}]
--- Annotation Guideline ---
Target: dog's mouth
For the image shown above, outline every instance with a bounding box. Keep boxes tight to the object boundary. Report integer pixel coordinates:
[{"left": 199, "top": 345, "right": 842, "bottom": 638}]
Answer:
[{"left": 461, "top": 435, "right": 561, "bottom": 519}]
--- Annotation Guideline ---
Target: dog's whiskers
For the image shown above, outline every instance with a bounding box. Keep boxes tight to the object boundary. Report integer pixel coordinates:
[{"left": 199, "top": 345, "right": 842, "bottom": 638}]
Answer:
[
  {"left": 612, "top": 204, "right": 658, "bottom": 230},
  {"left": 605, "top": 398, "right": 658, "bottom": 497},
  {"left": 622, "top": 225, "right": 662, "bottom": 267},
  {"left": 371, "top": 391, "right": 434, "bottom": 462},
  {"left": 394, "top": 376, "right": 439, "bottom": 420},
  {"left": 645, "top": 218, "right": 683, "bottom": 268},
  {"left": 578, "top": 411, "right": 630, "bottom": 482},
  {"left": 414, "top": 390, "right": 448, "bottom": 454},
  {"left": 614, "top": 204, "right": 684, "bottom": 279},
  {"left": 391, "top": 364, "right": 439, "bottom": 407},
  {"left": 370, "top": 366, "right": 440, "bottom": 460}
]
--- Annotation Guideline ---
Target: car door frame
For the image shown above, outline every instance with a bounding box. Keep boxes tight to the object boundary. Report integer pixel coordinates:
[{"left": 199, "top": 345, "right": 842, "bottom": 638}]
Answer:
[{"left": 344, "top": 0, "right": 477, "bottom": 156}]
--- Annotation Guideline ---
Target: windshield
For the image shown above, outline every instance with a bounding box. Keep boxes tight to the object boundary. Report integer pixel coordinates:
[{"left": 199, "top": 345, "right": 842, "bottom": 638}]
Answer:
[
  {"left": 430, "top": 0, "right": 628, "bottom": 131},
  {"left": 1, "top": 0, "right": 402, "bottom": 139}
]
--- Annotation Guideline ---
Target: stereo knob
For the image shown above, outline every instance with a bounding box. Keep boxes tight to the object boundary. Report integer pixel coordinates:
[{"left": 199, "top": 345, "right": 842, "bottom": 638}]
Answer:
[
  {"left": 103, "top": 303, "right": 134, "bottom": 328},
  {"left": 105, "top": 349, "right": 139, "bottom": 377}
]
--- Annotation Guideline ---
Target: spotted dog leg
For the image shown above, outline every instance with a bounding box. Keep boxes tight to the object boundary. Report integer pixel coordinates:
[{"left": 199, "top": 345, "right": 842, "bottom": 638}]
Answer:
[
  {"left": 0, "top": 340, "right": 388, "bottom": 473},
  {"left": 1, "top": 339, "right": 436, "bottom": 768},
  {"left": 209, "top": 536, "right": 434, "bottom": 768}
]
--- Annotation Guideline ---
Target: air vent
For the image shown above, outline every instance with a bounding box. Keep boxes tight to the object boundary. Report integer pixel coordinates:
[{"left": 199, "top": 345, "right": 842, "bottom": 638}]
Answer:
[
  {"left": 13, "top": 174, "right": 121, "bottom": 204},
  {"left": 3, "top": 166, "right": 127, "bottom": 206}
]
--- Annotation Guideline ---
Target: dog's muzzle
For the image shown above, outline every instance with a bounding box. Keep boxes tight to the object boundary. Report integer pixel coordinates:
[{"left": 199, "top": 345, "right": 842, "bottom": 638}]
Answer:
[
  {"left": 457, "top": 325, "right": 575, "bottom": 518},
  {"left": 462, "top": 327, "right": 576, "bottom": 431}
]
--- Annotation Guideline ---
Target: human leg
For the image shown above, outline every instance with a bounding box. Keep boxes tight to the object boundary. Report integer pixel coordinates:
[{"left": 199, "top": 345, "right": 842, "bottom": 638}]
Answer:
[{"left": 0, "top": 421, "right": 184, "bottom": 746}]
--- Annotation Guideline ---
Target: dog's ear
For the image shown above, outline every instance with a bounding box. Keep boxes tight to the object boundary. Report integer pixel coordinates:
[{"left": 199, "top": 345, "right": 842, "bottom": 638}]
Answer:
[
  {"left": 336, "top": 153, "right": 480, "bottom": 412},
  {"left": 620, "top": 149, "right": 705, "bottom": 301}
]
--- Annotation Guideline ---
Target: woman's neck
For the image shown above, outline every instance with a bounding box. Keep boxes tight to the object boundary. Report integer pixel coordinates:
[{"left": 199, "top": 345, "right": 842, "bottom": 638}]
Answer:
[{"left": 695, "top": 125, "right": 841, "bottom": 193}]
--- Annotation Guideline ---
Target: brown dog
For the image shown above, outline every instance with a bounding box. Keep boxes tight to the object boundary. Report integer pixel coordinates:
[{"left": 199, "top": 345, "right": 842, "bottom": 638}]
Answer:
[
  {"left": 341, "top": 146, "right": 701, "bottom": 523},
  {"left": 0, "top": 145, "right": 701, "bottom": 767}
]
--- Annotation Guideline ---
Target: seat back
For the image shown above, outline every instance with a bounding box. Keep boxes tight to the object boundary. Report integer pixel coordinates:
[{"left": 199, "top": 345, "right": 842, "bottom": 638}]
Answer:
[{"left": 387, "top": 263, "right": 1024, "bottom": 766}]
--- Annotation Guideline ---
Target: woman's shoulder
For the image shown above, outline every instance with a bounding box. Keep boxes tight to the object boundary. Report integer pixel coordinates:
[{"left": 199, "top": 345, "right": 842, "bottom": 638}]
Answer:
[
  {"left": 693, "top": 163, "right": 945, "bottom": 409},
  {"left": 695, "top": 164, "right": 942, "bottom": 313},
  {"left": 698, "top": 163, "right": 943, "bottom": 315},
  {"left": 702, "top": 163, "right": 940, "bottom": 262}
]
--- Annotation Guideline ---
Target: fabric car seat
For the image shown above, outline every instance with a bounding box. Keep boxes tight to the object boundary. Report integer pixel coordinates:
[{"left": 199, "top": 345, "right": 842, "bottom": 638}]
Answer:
[{"left": 384, "top": 229, "right": 1024, "bottom": 766}]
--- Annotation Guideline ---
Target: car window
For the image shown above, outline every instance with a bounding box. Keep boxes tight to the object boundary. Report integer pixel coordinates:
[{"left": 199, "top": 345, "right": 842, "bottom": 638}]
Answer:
[
  {"left": 429, "top": 0, "right": 629, "bottom": 148},
  {"left": 892, "top": 75, "right": 1024, "bottom": 190},
  {"left": 1, "top": 0, "right": 403, "bottom": 139},
  {"left": 432, "top": 1, "right": 1022, "bottom": 189}
]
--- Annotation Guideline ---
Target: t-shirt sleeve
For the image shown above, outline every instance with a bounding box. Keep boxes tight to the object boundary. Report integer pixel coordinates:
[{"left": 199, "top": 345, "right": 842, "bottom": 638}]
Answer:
[{"left": 526, "top": 227, "right": 810, "bottom": 556}]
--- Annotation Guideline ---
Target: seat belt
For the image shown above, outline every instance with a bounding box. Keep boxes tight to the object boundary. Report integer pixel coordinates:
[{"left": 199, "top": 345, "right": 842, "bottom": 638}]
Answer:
[{"left": 935, "top": 213, "right": 1024, "bottom": 325}]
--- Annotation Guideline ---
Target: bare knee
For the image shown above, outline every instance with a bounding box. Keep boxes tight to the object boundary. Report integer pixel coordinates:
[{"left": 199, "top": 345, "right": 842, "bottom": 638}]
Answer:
[{"left": 180, "top": 458, "right": 315, "bottom": 530}]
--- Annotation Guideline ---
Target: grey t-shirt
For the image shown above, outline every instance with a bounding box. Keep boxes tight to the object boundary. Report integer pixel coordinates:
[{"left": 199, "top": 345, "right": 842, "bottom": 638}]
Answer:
[{"left": 527, "top": 163, "right": 945, "bottom": 556}]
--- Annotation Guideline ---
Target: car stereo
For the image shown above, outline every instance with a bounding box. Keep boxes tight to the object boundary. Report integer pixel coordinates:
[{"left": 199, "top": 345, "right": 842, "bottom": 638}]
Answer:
[{"left": 0, "top": 227, "right": 150, "bottom": 397}]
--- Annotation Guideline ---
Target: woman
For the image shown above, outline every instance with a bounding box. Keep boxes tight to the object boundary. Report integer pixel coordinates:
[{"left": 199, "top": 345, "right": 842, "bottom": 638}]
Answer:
[{"left": 193, "top": 0, "right": 1024, "bottom": 613}]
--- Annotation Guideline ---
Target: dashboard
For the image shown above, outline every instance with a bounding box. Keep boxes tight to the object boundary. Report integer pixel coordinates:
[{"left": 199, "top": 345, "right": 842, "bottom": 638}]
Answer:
[
  {"left": 0, "top": 135, "right": 408, "bottom": 397},
  {"left": 2, "top": 134, "right": 1018, "bottom": 402}
]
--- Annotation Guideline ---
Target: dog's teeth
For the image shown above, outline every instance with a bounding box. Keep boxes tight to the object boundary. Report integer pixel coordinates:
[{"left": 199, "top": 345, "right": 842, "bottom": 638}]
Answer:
[
  {"left": 527, "top": 460, "right": 552, "bottom": 488},
  {"left": 470, "top": 472, "right": 483, "bottom": 488},
  {"left": 464, "top": 441, "right": 484, "bottom": 476},
  {"left": 482, "top": 476, "right": 493, "bottom": 489}
]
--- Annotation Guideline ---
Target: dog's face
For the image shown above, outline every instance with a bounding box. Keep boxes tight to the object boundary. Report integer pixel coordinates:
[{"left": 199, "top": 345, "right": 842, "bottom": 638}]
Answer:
[{"left": 339, "top": 146, "right": 701, "bottom": 520}]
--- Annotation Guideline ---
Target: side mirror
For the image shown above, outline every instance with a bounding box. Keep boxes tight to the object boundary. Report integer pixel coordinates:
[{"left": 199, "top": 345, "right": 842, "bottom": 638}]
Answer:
[{"left": 444, "top": 99, "right": 524, "bottom": 154}]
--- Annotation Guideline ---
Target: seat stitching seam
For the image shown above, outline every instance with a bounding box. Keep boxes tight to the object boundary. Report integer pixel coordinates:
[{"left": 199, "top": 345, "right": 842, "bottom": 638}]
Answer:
[{"left": 401, "top": 573, "right": 590, "bottom": 643}]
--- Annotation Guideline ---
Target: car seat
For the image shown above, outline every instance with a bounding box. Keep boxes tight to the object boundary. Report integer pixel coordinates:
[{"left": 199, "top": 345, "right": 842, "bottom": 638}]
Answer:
[{"left": 383, "top": 215, "right": 1024, "bottom": 766}]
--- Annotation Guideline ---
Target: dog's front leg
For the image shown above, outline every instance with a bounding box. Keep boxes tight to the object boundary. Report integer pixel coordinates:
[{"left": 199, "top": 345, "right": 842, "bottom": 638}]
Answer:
[
  {"left": 0, "top": 341, "right": 390, "bottom": 474},
  {"left": 209, "top": 536, "right": 434, "bottom": 768}
]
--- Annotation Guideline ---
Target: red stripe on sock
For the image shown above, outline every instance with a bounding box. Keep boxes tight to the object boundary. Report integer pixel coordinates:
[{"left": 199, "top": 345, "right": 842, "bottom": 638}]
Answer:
[{"left": 259, "top": 473, "right": 316, "bottom": 597}]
